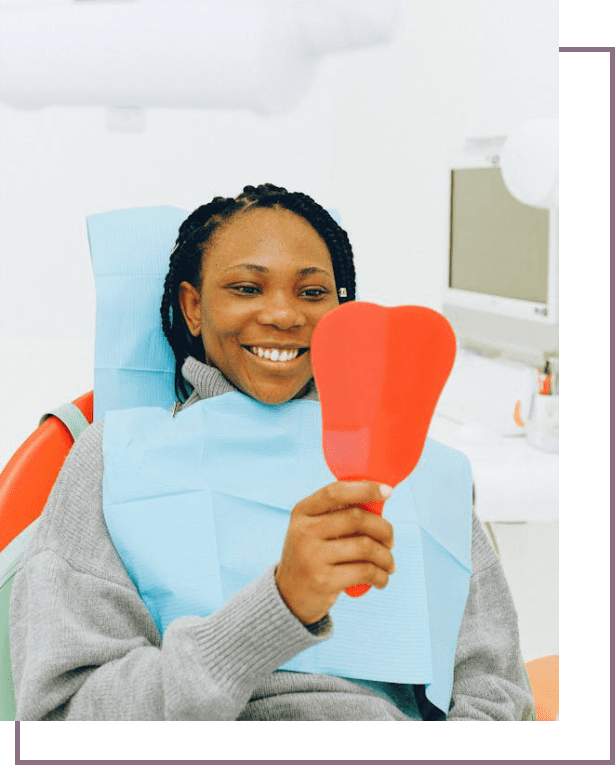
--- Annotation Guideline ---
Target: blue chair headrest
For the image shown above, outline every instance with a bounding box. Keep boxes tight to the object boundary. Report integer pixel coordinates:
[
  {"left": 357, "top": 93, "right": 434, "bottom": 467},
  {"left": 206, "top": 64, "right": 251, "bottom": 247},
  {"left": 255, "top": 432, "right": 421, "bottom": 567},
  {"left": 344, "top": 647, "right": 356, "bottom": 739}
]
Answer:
[{"left": 87, "top": 206, "right": 188, "bottom": 420}]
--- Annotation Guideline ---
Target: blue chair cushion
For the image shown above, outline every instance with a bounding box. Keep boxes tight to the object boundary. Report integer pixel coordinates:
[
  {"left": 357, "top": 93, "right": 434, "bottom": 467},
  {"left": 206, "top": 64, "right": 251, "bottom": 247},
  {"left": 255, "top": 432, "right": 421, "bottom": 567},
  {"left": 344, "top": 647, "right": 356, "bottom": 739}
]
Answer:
[{"left": 87, "top": 207, "right": 188, "bottom": 420}]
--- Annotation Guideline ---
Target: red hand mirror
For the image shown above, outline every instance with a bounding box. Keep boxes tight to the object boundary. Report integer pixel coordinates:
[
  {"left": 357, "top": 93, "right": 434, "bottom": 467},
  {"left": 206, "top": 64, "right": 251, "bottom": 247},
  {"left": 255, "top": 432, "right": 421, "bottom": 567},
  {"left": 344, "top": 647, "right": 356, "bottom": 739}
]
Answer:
[{"left": 311, "top": 302, "right": 456, "bottom": 596}]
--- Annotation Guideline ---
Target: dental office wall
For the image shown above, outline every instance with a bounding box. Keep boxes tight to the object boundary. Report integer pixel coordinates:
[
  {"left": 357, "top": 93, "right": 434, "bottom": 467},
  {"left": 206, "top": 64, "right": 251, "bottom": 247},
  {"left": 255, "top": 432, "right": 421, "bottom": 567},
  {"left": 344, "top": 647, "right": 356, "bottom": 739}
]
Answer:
[{"left": 0, "top": 0, "right": 558, "bottom": 468}]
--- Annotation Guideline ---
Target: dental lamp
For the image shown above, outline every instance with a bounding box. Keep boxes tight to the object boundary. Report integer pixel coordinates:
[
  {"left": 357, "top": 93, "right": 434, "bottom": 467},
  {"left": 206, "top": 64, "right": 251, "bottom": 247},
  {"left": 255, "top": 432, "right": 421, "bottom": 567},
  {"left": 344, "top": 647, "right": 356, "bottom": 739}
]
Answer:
[
  {"left": 0, "top": 0, "right": 401, "bottom": 115},
  {"left": 500, "top": 118, "right": 559, "bottom": 209}
]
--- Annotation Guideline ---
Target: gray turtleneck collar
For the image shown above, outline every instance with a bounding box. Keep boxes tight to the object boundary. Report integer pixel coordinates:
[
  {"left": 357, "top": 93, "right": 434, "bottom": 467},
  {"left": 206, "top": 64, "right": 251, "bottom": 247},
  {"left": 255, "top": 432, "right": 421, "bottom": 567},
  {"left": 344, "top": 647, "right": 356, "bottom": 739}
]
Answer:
[{"left": 179, "top": 356, "right": 319, "bottom": 410}]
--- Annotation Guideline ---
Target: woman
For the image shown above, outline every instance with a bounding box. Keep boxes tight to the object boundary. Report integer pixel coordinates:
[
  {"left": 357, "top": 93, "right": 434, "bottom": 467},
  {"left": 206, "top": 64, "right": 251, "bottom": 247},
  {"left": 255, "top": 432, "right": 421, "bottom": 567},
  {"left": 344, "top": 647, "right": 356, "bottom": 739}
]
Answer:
[{"left": 10, "top": 184, "right": 533, "bottom": 720}]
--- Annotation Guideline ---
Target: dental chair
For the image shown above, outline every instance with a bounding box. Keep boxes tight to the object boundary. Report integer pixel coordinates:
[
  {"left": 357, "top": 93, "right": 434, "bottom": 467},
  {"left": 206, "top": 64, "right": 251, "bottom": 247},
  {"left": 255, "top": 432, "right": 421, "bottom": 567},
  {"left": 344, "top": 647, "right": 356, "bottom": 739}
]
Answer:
[
  {"left": 0, "top": 392, "right": 93, "bottom": 721},
  {"left": 525, "top": 654, "right": 559, "bottom": 721},
  {"left": 0, "top": 205, "right": 185, "bottom": 721},
  {"left": 0, "top": 206, "right": 556, "bottom": 721}
]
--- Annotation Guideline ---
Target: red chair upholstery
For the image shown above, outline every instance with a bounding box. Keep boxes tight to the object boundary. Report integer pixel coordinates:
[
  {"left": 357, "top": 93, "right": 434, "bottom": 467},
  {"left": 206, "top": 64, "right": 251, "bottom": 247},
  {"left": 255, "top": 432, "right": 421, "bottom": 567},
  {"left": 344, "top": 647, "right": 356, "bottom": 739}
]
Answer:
[
  {"left": 1, "top": 391, "right": 93, "bottom": 721},
  {"left": 0, "top": 391, "right": 93, "bottom": 551}
]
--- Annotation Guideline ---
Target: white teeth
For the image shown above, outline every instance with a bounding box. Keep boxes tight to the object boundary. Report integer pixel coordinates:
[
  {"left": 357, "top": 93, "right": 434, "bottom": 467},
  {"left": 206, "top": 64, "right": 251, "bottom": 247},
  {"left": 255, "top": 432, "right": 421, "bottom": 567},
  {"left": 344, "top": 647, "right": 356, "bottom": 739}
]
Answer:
[{"left": 250, "top": 347, "right": 299, "bottom": 362}]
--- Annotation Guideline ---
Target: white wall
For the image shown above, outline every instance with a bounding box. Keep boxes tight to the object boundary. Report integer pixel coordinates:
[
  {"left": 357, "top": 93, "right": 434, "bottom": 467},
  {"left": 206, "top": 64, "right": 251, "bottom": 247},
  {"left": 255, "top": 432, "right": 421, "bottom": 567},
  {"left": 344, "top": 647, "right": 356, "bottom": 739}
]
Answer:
[
  {"left": 0, "top": 0, "right": 558, "bottom": 467},
  {"left": 328, "top": 0, "right": 558, "bottom": 307}
]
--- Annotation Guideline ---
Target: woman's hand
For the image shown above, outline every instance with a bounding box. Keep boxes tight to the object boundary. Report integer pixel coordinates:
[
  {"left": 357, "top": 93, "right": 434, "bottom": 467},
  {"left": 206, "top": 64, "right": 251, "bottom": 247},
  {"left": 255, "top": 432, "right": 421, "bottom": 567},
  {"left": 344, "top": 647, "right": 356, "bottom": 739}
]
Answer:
[{"left": 275, "top": 481, "right": 395, "bottom": 625}]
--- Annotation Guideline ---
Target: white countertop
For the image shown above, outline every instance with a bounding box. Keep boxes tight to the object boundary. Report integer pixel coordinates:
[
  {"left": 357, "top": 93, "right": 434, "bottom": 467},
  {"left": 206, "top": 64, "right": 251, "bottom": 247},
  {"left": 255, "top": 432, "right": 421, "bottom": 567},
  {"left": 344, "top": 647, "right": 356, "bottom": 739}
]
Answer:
[
  {"left": 427, "top": 349, "right": 559, "bottom": 523},
  {"left": 428, "top": 415, "right": 558, "bottom": 523}
]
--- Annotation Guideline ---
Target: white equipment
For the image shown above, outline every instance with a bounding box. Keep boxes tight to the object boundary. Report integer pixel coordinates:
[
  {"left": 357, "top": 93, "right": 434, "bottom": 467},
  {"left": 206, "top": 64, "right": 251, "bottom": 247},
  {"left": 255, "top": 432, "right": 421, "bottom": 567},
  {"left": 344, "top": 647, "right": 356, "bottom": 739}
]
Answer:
[
  {"left": 444, "top": 121, "right": 558, "bottom": 325},
  {"left": 0, "top": 0, "right": 401, "bottom": 115}
]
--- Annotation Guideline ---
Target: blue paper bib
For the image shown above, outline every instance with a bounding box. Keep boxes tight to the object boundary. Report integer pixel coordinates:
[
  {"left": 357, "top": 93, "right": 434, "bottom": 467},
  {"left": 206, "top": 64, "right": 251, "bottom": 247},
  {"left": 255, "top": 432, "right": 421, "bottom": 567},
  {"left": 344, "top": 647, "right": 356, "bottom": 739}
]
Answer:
[{"left": 102, "top": 392, "right": 472, "bottom": 713}]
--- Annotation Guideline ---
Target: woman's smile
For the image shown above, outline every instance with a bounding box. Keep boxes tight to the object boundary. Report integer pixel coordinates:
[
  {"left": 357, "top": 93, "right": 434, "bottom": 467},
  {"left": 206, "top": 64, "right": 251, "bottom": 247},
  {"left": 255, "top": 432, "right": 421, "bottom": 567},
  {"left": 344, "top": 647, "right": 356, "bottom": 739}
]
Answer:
[
  {"left": 243, "top": 345, "right": 309, "bottom": 362},
  {"left": 179, "top": 206, "right": 340, "bottom": 404}
]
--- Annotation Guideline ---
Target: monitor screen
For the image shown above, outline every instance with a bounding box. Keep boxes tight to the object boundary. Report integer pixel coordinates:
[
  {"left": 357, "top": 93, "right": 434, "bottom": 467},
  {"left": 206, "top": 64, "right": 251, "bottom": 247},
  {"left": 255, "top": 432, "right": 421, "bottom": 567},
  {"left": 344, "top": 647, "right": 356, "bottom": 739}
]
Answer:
[{"left": 449, "top": 166, "right": 550, "bottom": 304}]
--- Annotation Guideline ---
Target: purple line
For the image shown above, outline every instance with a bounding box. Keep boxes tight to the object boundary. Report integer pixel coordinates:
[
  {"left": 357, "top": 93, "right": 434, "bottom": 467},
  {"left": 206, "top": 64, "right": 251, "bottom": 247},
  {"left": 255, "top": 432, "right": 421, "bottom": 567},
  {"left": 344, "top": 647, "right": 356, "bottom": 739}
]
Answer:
[
  {"left": 559, "top": 47, "right": 614, "bottom": 51},
  {"left": 611, "top": 43, "right": 615, "bottom": 765},
  {"left": 560, "top": 43, "right": 615, "bottom": 765}
]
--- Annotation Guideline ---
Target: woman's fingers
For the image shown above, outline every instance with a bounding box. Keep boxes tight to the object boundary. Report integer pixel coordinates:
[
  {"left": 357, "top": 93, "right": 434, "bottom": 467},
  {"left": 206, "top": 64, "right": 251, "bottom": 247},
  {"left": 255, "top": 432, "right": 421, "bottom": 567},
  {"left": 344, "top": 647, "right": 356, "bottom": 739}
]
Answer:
[
  {"left": 294, "top": 480, "right": 393, "bottom": 517},
  {"left": 325, "top": 535, "right": 396, "bottom": 574},
  {"left": 328, "top": 561, "right": 392, "bottom": 592},
  {"left": 276, "top": 480, "right": 396, "bottom": 624},
  {"left": 317, "top": 505, "right": 395, "bottom": 550}
]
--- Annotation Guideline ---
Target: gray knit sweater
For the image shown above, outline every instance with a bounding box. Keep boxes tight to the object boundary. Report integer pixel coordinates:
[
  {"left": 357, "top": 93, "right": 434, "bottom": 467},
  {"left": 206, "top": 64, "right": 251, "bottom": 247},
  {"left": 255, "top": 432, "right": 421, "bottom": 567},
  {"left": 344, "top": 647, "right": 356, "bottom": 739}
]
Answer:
[{"left": 10, "top": 359, "right": 534, "bottom": 720}]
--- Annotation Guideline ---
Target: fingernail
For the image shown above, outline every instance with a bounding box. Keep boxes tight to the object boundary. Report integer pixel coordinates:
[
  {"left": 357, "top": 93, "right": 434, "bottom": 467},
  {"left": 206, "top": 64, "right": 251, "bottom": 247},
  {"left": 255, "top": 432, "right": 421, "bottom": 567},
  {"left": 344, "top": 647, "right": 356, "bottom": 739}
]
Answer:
[{"left": 380, "top": 484, "right": 393, "bottom": 499}]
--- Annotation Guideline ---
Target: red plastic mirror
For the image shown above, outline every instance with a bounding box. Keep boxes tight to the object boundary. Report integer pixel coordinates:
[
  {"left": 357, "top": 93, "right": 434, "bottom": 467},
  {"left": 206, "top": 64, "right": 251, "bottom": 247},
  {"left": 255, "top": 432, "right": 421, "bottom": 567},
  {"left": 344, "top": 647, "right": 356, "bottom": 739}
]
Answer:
[{"left": 311, "top": 302, "right": 456, "bottom": 596}]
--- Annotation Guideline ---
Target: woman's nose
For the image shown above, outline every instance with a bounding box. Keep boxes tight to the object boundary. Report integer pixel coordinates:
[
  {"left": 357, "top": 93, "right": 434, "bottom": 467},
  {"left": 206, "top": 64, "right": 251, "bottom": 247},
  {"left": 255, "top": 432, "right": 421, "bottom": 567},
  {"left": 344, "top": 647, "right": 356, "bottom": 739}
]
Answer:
[{"left": 256, "top": 294, "right": 305, "bottom": 330}]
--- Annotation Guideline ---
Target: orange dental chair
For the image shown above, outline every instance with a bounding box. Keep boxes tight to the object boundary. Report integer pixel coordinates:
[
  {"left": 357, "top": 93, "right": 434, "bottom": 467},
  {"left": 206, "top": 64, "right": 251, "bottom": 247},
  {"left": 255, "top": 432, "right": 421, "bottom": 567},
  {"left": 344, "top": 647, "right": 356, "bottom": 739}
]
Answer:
[{"left": 0, "top": 392, "right": 93, "bottom": 721}]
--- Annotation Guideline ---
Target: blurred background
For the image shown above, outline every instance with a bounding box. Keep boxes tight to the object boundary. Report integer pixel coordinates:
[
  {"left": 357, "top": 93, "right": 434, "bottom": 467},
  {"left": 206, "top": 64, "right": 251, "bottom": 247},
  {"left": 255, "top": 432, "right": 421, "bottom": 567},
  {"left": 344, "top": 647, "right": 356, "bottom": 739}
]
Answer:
[{"left": 0, "top": 0, "right": 558, "bottom": 663}]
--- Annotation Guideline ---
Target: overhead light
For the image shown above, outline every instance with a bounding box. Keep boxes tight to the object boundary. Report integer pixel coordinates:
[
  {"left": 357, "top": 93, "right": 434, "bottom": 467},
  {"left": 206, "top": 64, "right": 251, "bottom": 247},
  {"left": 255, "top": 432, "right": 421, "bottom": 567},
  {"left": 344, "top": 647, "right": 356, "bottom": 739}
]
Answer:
[
  {"left": 0, "top": 0, "right": 402, "bottom": 115},
  {"left": 500, "top": 119, "right": 559, "bottom": 208}
]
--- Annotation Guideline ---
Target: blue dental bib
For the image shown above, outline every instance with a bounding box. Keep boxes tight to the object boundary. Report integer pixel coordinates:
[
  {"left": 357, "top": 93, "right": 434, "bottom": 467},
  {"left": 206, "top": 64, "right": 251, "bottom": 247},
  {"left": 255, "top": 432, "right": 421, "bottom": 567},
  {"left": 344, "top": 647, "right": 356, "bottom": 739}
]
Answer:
[{"left": 102, "top": 392, "right": 472, "bottom": 714}]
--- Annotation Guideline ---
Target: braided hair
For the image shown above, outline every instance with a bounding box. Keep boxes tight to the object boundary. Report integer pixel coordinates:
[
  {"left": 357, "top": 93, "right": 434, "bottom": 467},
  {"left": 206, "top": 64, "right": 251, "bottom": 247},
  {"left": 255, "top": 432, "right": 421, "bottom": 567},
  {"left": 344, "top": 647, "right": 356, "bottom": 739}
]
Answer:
[{"left": 160, "top": 183, "right": 356, "bottom": 401}]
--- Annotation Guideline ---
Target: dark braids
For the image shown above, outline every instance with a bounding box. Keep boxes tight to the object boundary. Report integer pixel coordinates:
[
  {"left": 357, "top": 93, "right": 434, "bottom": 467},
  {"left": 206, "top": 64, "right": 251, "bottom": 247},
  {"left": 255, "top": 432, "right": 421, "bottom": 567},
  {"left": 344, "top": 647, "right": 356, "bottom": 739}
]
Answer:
[{"left": 160, "top": 183, "right": 356, "bottom": 401}]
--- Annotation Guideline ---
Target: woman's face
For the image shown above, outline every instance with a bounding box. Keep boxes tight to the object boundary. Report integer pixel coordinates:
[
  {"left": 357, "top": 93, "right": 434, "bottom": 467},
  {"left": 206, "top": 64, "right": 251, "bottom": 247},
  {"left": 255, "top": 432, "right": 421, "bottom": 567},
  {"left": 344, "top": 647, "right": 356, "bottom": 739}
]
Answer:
[{"left": 179, "top": 206, "right": 340, "bottom": 404}]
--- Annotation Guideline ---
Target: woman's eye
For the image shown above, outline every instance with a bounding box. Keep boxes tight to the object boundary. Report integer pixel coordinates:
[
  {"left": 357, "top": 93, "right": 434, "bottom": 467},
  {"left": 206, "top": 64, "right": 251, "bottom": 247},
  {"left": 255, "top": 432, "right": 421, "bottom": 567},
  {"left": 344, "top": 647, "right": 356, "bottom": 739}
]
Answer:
[
  {"left": 300, "top": 288, "right": 328, "bottom": 299},
  {"left": 230, "top": 284, "right": 260, "bottom": 295}
]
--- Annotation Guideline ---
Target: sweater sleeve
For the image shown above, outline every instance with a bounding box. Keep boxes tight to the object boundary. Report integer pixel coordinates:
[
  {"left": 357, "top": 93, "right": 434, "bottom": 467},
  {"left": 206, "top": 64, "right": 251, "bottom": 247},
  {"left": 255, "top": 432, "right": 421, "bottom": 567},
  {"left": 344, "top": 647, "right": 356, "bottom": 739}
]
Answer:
[
  {"left": 446, "top": 513, "right": 535, "bottom": 721},
  {"left": 9, "top": 422, "right": 330, "bottom": 721}
]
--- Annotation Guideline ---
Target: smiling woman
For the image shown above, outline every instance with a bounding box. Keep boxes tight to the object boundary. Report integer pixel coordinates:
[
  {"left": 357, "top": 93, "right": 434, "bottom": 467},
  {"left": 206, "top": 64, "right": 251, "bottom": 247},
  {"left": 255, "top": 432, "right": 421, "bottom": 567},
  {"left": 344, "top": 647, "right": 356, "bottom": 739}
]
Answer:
[
  {"left": 160, "top": 184, "right": 355, "bottom": 403},
  {"left": 9, "top": 184, "right": 534, "bottom": 722},
  {"left": 176, "top": 204, "right": 341, "bottom": 404}
]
